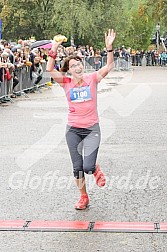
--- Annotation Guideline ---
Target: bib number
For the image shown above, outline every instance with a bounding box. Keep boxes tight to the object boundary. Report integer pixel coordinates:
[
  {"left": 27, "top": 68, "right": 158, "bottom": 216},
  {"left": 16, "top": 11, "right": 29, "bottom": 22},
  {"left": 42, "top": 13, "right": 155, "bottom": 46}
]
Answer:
[{"left": 70, "top": 86, "right": 92, "bottom": 102}]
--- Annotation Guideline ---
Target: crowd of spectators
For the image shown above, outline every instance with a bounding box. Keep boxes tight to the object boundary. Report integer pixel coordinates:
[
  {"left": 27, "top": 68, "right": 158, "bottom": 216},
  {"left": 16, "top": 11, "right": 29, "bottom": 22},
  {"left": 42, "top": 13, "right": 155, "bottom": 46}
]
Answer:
[
  {"left": 130, "top": 48, "right": 167, "bottom": 67},
  {"left": 113, "top": 47, "right": 167, "bottom": 67},
  {"left": 0, "top": 38, "right": 167, "bottom": 104}
]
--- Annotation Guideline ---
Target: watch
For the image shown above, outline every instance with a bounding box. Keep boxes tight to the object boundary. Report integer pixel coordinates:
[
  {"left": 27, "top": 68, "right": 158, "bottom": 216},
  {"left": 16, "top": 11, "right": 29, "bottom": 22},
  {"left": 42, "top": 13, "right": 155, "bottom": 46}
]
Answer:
[
  {"left": 48, "top": 50, "right": 57, "bottom": 59},
  {"left": 107, "top": 49, "right": 114, "bottom": 52}
]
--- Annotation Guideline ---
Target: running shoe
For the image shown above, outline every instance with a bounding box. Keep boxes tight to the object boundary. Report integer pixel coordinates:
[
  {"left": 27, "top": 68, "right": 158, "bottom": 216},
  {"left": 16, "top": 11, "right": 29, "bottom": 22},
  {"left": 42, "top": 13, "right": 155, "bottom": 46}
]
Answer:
[
  {"left": 75, "top": 194, "right": 89, "bottom": 210},
  {"left": 93, "top": 164, "right": 106, "bottom": 187}
]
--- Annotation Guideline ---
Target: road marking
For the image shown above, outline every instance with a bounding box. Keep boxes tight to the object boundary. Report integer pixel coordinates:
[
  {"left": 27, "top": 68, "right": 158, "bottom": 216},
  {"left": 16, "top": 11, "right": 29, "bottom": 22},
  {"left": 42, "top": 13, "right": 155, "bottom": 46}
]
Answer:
[{"left": 0, "top": 220, "right": 166, "bottom": 233}]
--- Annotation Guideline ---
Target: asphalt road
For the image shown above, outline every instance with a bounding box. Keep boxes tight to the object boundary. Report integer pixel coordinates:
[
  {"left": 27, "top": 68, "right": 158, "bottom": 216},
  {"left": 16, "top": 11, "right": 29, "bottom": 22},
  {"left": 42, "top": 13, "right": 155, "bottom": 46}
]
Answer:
[{"left": 0, "top": 66, "right": 167, "bottom": 251}]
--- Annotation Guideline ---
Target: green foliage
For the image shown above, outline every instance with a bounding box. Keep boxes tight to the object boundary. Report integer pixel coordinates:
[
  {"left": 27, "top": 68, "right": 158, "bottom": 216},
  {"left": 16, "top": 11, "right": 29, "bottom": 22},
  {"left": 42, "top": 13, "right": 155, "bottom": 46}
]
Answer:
[
  {"left": 0, "top": 0, "right": 55, "bottom": 40},
  {"left": 145, "top": 0, "right": 167, "bottom": 33},
  {"left": 0, "top": 0, "right": 166, "bottom": 49}
]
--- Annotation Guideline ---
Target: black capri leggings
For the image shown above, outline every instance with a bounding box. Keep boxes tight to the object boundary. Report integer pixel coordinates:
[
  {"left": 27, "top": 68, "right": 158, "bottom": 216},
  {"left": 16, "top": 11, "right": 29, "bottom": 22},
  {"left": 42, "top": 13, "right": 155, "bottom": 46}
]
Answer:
[{"left": 66, "top": 123, "right": 101, "bottom": 179}]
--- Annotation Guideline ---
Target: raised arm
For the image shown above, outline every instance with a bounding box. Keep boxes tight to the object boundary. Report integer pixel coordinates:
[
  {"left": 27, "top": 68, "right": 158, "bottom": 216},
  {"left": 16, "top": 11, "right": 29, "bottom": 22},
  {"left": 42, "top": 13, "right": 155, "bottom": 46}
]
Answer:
[
  {"left": 97, "top": 29, "right": 116, "bottom": 82},
  {"left": 46, "top": 40, "right": 64, "bottom": 85}
]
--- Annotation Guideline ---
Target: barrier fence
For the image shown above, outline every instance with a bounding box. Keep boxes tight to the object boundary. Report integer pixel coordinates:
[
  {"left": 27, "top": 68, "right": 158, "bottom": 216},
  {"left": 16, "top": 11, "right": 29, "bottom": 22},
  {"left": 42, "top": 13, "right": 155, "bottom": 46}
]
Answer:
[
  {"left": 0, "top": 62, "right": 51, "bottom": 102},
  {"left": 0, "top": 56, "right": 133, "bottom": 103},
  {"left": 83, "top": 56, "right": 132, "bottom": 71}
]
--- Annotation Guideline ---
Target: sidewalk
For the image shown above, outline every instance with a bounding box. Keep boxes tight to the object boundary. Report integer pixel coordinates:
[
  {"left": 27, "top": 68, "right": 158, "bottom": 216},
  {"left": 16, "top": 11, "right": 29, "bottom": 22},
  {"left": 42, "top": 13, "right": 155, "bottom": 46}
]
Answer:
[{"left": 0, "top": 66, "right": 167, "bottom": 251}]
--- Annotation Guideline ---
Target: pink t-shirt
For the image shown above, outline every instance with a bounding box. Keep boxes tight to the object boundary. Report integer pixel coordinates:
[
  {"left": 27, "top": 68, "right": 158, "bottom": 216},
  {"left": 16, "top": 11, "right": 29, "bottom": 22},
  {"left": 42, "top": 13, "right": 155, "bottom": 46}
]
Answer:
[{"left": 62, "top": 72, "right": 99, "bottom": 128}]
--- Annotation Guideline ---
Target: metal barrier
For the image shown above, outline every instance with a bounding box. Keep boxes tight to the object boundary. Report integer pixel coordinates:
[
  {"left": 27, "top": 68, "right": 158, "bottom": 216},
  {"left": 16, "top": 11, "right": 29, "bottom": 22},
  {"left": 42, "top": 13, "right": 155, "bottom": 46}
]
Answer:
[
  {"left": 0, "top": 68, "right": 14, "bottom": 102},
  {"left": 0, "top": 69, "right": 5, "bottom": 99},
  {"left": 0, "top": 62, "right": 51, "bottom": 102},
  {"left": 114, "top": 57, "right": 132, "bottom": 71},
  {"left": 82, "top": 56, "right": 132, "bottom": 71},
  {"left": 14, "top": 66, "right": 33, "bottom": 95},
  {"left": 83, "top": 56, "right": 107, "bottom": 71}
]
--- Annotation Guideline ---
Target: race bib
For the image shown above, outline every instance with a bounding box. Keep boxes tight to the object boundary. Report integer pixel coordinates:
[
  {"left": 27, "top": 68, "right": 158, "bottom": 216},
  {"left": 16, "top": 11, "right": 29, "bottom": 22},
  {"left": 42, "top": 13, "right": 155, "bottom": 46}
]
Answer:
[{"left": 70, "top": 86, "right": 92, "bottom": 102}]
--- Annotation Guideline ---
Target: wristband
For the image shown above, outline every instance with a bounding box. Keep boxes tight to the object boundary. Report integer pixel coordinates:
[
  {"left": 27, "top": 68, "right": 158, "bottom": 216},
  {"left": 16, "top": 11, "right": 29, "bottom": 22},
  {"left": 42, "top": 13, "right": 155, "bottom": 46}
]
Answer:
[
  {"left": 48, "top": 50, "right": 57, "bottom": 59},
  {"left": 107, "top": 49, "right": 113, "bottom": 52}
]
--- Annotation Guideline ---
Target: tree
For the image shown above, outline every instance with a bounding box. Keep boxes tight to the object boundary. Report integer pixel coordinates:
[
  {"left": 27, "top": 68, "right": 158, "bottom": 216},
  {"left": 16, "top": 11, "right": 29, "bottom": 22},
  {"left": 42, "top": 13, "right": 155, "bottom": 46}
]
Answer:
[
  {"left": 0, "top": 0, "right": 165, "bottom": 50},
  {"left": 42, "top": 0, "right": 125, "bottom": 48},
  {"left": 51, "top": 0, "right": 92, "bottom": 44},
  {"left": 0, "top": 0, "right": 54, "bottom": 40},
  {"left": 145, "top": 0, "right": 167, "bottom": 32}
]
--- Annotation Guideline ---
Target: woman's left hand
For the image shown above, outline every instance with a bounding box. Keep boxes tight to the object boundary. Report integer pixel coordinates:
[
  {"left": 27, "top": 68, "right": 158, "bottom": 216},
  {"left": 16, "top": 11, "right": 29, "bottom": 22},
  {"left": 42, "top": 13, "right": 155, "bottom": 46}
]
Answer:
[{"left": 105, "top": 29, "right": 116, "bottom": 49}]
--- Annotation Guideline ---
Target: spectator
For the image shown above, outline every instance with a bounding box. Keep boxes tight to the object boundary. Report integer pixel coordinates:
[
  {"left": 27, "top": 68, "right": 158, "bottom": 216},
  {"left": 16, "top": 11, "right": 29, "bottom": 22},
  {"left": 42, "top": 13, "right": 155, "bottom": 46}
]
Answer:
[
  {"left": 160, "top": 51, "right": 167, "bottom": 67},
  {"left": 94, "top": 49, "right": 101, "bottom": 70},
  {"left": 31, "top": 56, "right": 43, "bottom": 87},
  {"left": 101, "top": 47, "right": 107, "bottom": 65},
  {"left": 154, "top": 50, "right": 159, "bottom": 66},
  {"left": 135, "top": 50, "right": 142, "bottom": 66}
]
